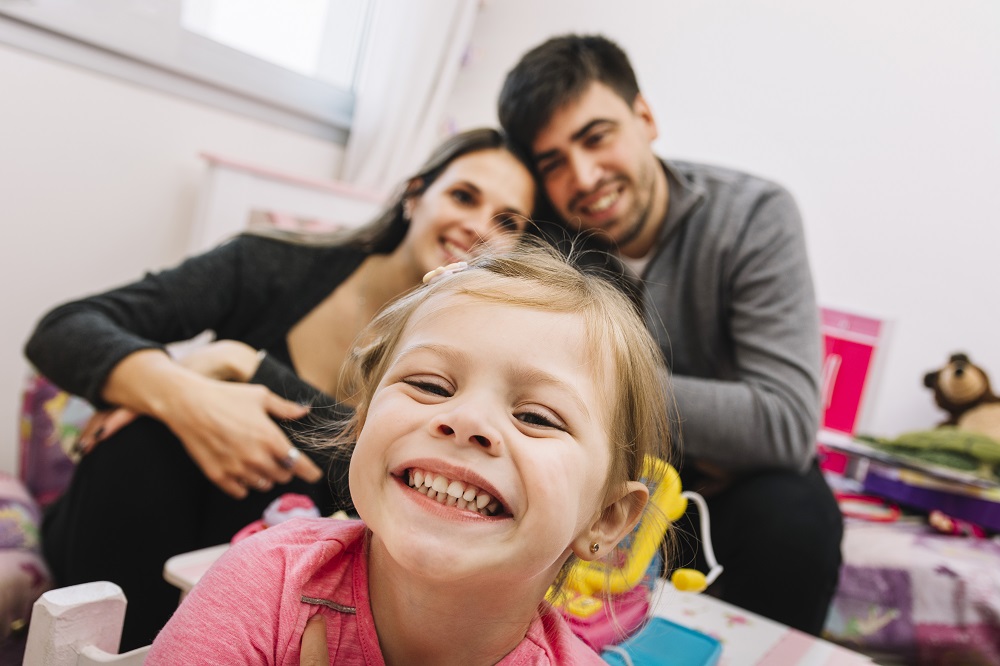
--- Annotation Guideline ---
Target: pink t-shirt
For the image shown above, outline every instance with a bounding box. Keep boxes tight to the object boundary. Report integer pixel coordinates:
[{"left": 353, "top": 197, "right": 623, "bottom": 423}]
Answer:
[{"left": 147, "top": 518, "right": 604, "bottom": 665}]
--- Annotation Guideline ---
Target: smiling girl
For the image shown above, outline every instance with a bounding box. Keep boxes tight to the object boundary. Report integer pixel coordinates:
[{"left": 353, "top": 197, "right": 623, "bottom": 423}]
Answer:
[
  {"left": 26, "top": 128, "right": 536, "bottom": 649},
  {"left": 146, "top": 243, "right": 673, "bottom": 665}
]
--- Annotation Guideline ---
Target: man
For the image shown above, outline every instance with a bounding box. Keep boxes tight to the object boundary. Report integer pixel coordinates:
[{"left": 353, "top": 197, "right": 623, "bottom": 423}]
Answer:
[{"left": 498, "top": 34, "right": 842, "bottom": 636}]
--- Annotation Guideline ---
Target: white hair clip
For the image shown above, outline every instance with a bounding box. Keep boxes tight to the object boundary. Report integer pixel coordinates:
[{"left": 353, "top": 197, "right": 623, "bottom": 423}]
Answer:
[{"left": 422, "top": 261, "right": 469, "bottom": 285}]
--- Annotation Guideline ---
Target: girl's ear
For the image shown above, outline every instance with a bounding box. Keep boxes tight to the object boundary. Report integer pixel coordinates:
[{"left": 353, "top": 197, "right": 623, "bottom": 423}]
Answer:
[{"left": 572, "top": 481, "right": 649, "bottom": 561}]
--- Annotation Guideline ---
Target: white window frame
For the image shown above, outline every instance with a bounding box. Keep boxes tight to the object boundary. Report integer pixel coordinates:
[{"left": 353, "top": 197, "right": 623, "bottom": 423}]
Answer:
[{"left": 0, "top": 0, "right": 368, "bottom": 142}]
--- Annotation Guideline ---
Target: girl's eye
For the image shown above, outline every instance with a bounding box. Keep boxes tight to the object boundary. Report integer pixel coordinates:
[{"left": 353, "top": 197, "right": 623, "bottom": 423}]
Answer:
[
  {"left": 516, "top": 408, "right": 565, "bottom": 431},
  {"left": 403, "top": 378, "right": 452, "bottom": 397}
]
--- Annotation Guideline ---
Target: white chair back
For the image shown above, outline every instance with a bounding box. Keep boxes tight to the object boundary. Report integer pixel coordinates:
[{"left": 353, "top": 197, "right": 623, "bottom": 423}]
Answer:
[{"left": 22, "top": 582, "right": 149, "bottom": 666}]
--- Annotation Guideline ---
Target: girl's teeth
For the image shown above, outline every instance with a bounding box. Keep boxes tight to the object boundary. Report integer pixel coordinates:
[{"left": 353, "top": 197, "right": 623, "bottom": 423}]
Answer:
[{"left": 406, "top": 468, "right": 502, "bottom": 516}]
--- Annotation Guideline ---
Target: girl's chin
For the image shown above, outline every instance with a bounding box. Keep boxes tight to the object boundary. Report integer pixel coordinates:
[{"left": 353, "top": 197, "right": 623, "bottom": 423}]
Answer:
[{"left": 374, "top": 534, "right": 490, "bottom": 580}]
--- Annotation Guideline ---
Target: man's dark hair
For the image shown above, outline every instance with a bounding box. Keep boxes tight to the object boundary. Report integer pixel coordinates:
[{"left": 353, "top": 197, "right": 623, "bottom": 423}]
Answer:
[{"left": 498, "top": 34, "right": 640, "bottom": 155}]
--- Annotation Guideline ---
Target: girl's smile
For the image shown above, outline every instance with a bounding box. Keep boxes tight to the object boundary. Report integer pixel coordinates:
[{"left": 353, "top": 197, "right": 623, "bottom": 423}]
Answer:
[
  {"left": 398, "top": 464, "right": 510, "bottom": 518},
  {"left": 349, "top": 294, "right": 614, "bottom": 585}
]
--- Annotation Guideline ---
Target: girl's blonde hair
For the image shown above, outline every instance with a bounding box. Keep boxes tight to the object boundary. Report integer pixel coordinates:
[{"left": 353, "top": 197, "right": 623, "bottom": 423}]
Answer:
[{"left": 334, "top": 240, "right": 673, "bottom": 520}]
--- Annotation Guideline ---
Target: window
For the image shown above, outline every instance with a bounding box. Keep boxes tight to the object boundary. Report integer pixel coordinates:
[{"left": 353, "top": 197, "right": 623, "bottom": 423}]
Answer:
[
  {"left": 0, "top": 0, "right": 372, "bottom": 141},
  {"left": 181, "top": 0, "right": 368, "bottom": 91}
]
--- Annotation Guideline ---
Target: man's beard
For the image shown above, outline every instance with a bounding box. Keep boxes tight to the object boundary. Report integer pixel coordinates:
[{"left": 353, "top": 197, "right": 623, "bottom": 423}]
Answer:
[{"left": 598, "top": 159, "right": 657, "bottom": 254}]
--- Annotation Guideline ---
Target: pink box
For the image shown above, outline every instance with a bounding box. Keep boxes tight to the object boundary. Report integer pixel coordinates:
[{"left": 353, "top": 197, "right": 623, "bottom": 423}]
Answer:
[{"left": 820, "top": 308, "right": 886, "bottom": 435}]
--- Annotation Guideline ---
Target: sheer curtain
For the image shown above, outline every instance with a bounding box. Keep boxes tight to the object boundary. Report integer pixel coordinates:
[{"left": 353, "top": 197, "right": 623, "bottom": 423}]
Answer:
[{"left": 339, "top": 0, "right": 479, "bottom": 191}]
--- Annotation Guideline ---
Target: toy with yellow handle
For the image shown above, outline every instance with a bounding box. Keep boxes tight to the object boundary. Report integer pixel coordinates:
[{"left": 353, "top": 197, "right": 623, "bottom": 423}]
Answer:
[{"left": 550, "top": 457, "right": 722, "bottom": 651}]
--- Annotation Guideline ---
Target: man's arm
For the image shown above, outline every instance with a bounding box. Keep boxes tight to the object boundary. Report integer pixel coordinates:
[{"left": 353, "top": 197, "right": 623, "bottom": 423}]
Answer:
[{"left": 672, "top": 188, "right": 821, "bottom": 475}]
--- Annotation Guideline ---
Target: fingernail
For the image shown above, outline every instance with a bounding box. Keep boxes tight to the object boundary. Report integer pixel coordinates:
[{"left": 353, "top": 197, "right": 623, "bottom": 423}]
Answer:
[{"left": 93, "top": 426, "right": 105, "bottom": 441}]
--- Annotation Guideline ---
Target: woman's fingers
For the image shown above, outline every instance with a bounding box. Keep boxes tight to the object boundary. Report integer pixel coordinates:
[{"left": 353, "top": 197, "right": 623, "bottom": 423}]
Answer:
[
  {"left": 262, "top": 393, "right": 321, "bottom": 483},
  {"left": 264, "top": 392, "right": 311, "bottom": 421},
  {"left": 300, "top": 614, "right": 328, "bottom": 666},
  {"left": 169, "top": 382, "right": 324, "bottom": 497},
  {"left": 99, "top": 408, "right": 138, "bottom": 440},
  {"left": 235, "top": 423, "right": 322, "bottom": 487},
  {"left": 278, "top": 445, "right": 323, "bottom": 484},
  {"left": 75, "top": 411, "right": 111, "bottom": 455},
  {"left": 75, "top": 408, "right": 137, "bottom": 455},
  {"left": 220, "top": 477, "right": 250, "bottom": 500}
]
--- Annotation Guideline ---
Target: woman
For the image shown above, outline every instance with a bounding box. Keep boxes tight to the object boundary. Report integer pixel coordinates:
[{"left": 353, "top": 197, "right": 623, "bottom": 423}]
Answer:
[{"left": 24, "top": 128, "right": 537, "bottom": 650}]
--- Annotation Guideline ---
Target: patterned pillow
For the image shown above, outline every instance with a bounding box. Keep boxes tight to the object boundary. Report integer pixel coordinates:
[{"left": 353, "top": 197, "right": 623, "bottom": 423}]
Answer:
[
  {"left": 19, "top": 372, "right": 92, "bottom": 507},
  {"left": 0, "top": 471, "right": 52, "bottom": 639}
]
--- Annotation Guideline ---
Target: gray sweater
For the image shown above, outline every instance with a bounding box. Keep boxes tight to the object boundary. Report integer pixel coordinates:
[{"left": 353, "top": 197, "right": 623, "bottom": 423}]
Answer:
[{"left": 642, "top": 160, "right": 821, "bottom": 474}]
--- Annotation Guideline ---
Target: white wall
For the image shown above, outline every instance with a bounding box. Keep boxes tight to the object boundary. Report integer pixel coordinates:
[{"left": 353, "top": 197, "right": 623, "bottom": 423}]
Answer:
[
  {"left": 3, "top": 1, "right": 998, "bottom": 474},
  {"left": 445, "top": 0, "right": 1000, "bottom": 438},
  {"left": 1, "top": 43, "right": 344, "bottom": 474}
]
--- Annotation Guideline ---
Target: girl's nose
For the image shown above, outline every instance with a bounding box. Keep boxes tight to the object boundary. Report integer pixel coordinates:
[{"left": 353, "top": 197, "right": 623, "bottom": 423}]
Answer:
[
  {"left": 429, "top": 405, "right": 502, "bottom": 455},
  {"left": 435, "top": 424, "right": 493, "bottom": 448}
]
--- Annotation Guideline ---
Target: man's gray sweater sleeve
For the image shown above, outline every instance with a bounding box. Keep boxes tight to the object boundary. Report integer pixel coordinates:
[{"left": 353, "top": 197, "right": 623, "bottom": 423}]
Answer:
[{"left": 647, "top": 170, "right": 821, "bottom": 475}]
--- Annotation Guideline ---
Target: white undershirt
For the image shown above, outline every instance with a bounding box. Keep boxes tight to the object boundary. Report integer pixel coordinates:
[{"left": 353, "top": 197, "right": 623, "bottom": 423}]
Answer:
[{"left": 619, "top": 248, "right": 655, "bottom": 279}]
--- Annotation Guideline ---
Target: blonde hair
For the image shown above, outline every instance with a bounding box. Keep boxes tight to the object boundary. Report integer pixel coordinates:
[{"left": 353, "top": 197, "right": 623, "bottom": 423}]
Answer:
[{"left": 333, "top": 241, "right": 673, "bottom": 526}]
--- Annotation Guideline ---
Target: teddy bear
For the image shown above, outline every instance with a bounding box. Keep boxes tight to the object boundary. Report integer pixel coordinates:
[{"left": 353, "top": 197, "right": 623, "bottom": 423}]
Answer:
[{"left": 923, "top": 352, "right": 1000, "bottom": 442}]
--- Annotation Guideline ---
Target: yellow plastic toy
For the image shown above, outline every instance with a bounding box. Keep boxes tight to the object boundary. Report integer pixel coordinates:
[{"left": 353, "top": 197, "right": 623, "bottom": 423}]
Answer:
[{"left": 551, "top": 457, "right": 723, "bottom": 622}]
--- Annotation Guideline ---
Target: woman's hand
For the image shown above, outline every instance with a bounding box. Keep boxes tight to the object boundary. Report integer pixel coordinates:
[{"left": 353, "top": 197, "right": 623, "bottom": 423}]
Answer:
[
  {"left": 75, "top": 341, "right": 272, "bottom": 455},
  {"left": 74, "top": 407, "right": 138, "bottom": 456},
  {"left": 161, "top": 376, "right": 321, "bottom": 499},
  {"left": 175, "top": 339, "right": 265, "bottom": 382},
  {"left": 300, "top": 614, "right": 328, "bottom": 665},
  {"left": 97, "top": 345, "right": 323, "bottom": 499}
]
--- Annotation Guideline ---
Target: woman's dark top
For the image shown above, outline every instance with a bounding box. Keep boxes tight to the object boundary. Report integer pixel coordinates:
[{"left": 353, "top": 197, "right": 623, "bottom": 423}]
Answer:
[
  {"left": 24, "top": 234, "right": 371, "bottom": 650},
  {"left": 25, "top": 233, "right": 367, "bottom": 412}
]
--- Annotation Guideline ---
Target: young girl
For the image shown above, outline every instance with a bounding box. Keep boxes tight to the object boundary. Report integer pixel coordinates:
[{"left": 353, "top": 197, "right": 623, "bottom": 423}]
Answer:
[
  {"left": 146, "top": 244, "right": 673, "bottom": 664},
  {"left": 26, "top": 128, "right": 535, "bottom": 649}
]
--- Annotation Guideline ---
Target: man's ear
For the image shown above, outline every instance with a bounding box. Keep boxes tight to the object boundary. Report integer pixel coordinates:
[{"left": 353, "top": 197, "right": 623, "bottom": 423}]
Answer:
[
  {"left": 631, "top": 93, "right": 659, "bottom": 143},
  {"left": 572, "top": 481, "right": 649, "bottom": 561}
]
